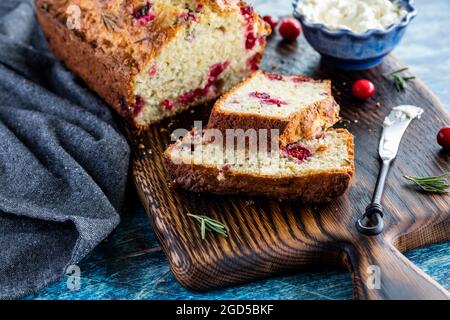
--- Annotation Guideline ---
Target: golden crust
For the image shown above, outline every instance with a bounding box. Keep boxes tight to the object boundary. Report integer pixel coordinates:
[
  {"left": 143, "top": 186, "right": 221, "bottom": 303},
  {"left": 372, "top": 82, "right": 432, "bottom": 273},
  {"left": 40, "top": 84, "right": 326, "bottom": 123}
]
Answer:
[
  {"left": 164, "top": 129, "right": 355, "bottom": 202},
  {"left": 207, "top": 71, "right": 340, "bottom": 146}
]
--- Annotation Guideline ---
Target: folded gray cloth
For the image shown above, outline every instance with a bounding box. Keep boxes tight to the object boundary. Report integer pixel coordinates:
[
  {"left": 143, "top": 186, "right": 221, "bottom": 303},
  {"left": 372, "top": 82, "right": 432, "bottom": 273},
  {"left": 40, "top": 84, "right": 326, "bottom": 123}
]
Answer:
[{"left": 0, "top": 0, "right": 130, "bottom": 299}]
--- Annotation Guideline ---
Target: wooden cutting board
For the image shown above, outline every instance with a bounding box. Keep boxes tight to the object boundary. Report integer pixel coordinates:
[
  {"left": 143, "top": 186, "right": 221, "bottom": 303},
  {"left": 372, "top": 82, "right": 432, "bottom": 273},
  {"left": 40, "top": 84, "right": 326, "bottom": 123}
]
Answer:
[{"left": 127, "top": 35, "right": 450, "bottom": 300}]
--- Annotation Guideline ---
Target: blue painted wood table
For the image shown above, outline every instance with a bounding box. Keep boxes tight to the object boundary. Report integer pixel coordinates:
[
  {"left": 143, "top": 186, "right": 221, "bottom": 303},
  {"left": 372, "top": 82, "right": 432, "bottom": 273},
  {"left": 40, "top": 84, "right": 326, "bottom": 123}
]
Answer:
[{"left": 27, "top": 0, "right": 450, "bottom": 300}]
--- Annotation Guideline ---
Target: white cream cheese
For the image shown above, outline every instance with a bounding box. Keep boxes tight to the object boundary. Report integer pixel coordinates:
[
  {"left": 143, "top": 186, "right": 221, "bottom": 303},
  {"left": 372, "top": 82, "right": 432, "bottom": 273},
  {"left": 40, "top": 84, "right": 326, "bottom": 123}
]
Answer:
[
  {"left": 297, "top": 0, "right": 407, "bottom": 33},
  {"left": 383, "top": 105, "right": 423, "bottom": 127},
  {"left": 379, "top": 105, "right": 423, "bottom": 160}
]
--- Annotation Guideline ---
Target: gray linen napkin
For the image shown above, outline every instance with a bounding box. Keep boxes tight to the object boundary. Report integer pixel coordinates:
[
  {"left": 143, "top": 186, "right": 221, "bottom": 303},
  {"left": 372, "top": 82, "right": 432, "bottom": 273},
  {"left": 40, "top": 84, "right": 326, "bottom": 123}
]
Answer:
[{"left": 0, "top": 0, "right": 130, "bottom": 299}]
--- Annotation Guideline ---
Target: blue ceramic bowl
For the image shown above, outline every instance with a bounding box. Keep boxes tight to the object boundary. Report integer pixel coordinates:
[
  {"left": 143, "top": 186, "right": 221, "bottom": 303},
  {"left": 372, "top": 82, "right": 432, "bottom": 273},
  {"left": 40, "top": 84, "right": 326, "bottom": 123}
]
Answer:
[{"left": 292, "top": 0, "right": 417, "bottom": 70}]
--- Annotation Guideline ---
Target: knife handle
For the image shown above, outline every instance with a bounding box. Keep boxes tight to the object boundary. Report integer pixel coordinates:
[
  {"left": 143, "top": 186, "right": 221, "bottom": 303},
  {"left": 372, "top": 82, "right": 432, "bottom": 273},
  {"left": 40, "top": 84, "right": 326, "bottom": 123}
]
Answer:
[
  {"left": 356, "top": 160, "right": 391, "bottom": 236},
  {"left": 372, "top": 160, "right": 391, "bottom": 203}
]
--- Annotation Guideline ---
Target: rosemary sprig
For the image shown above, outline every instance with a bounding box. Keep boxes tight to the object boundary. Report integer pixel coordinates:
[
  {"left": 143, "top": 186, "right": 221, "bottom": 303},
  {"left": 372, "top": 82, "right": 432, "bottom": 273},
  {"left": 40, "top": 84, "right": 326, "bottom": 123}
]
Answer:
[
  {"left": 101, "top": 13, "right": 119, "bottom": 32},
  {"left": 404, "top": 172, "right": 450, "bottom": 193},
  {"left": 385, "top": 67, "right": 416, "bottom": 91},
  {"left": 187, "top": 214, "right": 229, "bottom": 240}
]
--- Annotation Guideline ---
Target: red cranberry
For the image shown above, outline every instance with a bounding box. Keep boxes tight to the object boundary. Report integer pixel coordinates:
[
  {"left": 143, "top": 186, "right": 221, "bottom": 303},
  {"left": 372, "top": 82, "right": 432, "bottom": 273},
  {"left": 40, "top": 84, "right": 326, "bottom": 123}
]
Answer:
[
  {"left": 267, "top": 73, "right": 283, "bottom": 81},
  {"left": 282, "top": 144, "right": 313, "bottom": 162},
  {"left": 247, "top": 54, "right": 260, "bottom": 71},
  {"left": 208, "top": 61, "right": 230, "bottom": 84},
  {"left": 250, "top": 92, "right": 271, "bottom": 99},
  {"left": 195, "top": 2, "right": 203, "bottom": 11},
  {"left": 279, "top": 18, "right": 301, "bottom": 42},
  {"left": 180, "top": 10, "right": 197, "bottom": 23},
  {"left": 249, "top": 92, "right": 287, "bottom": 106},
  {"left": 263, "top": 15, "right": 278, "bottom": 31},
  {"left": 176, "top": 61, "right": 230, "bottom": 105},
  {"left": 240, "top": 5, "right": 257, "bottom": 51},
  {"left": 162, "top": 99, "right": 174, "bottom": 111},
  {"left": 178, "top": 88, "right": 206, "bottom": 105},
  {"left": 133, "top": 2, "right": 155, "bottom": 25},
  {"left": 148, "top": 65, "right": 157, "bottom": 77},
  {"left": 245, "top": 32, "right": 257, "bottom": 50},
  {"left": 240, "top": 5, "right": 253, "bottom": 20},
  {"left": 292, "top": 76, "right": 308, "bottom": 83},
  {"left": 263, "top": 98, "right": 288, "bottom": 106},
  {"left": 437, "top": 127, "right": 450, "bottom": 149},
  {"left": 133, "top": 96, "right": 145, "bottom": 116},
  {"left": 352, "top": 79, "right": 375, "bottom": 100}
]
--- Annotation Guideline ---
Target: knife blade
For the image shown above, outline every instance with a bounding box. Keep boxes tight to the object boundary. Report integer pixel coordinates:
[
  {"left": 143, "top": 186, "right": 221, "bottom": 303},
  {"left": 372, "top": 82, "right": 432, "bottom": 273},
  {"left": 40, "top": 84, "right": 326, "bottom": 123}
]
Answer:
[
  {"left": 356, "top": 105, "right": 424, "bottom": 236},
  {"left": 379, "top": 105, "right": 424, "bottom": 161}
]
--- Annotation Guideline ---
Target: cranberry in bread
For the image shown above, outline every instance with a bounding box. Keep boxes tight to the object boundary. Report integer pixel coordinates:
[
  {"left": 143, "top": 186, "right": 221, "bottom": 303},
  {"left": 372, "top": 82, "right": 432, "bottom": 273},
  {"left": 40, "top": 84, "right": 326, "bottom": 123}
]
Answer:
[
  {"left": 35, "top": 0, "right": 270, "bottom": 127},
  {"left": 207, "top": 71, "right": 340, "bottom": 145}
]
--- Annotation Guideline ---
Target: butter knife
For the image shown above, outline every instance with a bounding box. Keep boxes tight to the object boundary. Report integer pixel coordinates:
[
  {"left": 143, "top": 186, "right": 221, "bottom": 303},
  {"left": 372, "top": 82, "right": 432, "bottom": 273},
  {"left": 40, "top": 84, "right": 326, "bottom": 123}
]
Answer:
[{"left": 356, "top": 105, "right": 424, "bottom": 236}]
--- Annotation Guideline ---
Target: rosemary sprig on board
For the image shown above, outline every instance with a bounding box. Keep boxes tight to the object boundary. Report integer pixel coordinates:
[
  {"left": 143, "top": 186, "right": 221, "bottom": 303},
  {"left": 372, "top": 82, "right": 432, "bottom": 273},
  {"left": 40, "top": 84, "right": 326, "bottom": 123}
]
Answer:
[
  {"left": 101, "top": 13, "right": 119, "bottom": 32},
  {"left": 386, "top": 67, "right": 416, "bottom": 91},
  {"left": 404, "top": 172, "right": 450, "bottom": 193},
  {"left": 187, "top": 214, "right": 228, "bottom": 240}
]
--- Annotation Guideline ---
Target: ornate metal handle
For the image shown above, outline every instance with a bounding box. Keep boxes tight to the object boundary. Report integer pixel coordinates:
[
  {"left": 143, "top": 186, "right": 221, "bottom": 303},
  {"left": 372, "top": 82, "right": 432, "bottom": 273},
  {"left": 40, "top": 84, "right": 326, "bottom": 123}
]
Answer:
[{"left": 356, "top": 160, "right": 391, "bottom": 236}]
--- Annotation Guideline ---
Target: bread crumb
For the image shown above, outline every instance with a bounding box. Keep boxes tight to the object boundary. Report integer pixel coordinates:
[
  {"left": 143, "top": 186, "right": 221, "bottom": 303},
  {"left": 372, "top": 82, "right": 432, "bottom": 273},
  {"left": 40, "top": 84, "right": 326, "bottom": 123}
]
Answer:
[
  {"left": 375, "top": 102, "right": 381, "bottom": 108},
  {"left": 245, "top": 199, "right": 255, "bottom": 206}
]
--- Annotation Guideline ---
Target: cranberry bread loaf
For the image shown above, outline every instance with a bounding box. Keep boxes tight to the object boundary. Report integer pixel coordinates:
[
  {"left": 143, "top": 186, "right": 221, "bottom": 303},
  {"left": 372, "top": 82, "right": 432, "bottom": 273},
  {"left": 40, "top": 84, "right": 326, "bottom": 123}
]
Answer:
[
  {"left": 207, "top": 70, "right": 340, "bottom": 146},
  {"left": 164, "top": 128, "right": 354, "bottom": 202},
  {"left": 35, "top": 0, "right": 270, "bottom": 127}
]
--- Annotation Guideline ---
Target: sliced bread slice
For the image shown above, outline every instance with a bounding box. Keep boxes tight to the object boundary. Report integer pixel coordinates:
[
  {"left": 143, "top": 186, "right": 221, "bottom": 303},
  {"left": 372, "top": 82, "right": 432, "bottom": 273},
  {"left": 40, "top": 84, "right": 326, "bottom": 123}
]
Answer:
[
  {"left": 207, "top": 70, "right": 340, "bottom": 146},
  {"left": 164, "top": 128, "right": 354, "bottom": 202}
]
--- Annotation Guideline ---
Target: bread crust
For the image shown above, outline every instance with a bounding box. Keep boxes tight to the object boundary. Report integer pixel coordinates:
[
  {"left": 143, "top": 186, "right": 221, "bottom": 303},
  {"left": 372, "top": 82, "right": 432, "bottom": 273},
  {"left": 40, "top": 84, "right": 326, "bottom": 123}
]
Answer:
[
  {"left": 164, "top": 129, "right": 354, "bottom": 202},
  {"left": 35, "top": 0, "right": 269, "bottom": 127},
  {"left": 207, "top": 70, "right": 340, "bottom": 146}
]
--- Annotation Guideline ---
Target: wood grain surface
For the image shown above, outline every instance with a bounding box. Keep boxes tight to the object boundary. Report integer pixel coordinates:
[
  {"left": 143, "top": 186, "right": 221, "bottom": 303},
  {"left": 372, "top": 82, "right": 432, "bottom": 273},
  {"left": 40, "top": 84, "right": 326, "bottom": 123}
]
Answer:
[{"left": 128, "top": 35, "right": 450, "bottom": 300}]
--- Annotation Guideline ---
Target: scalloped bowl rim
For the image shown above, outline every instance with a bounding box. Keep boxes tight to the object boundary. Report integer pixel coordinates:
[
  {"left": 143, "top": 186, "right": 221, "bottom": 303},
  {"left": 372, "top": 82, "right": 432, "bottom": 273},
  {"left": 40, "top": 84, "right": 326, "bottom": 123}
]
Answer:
[{"left": 292, "top": 0, "right": 417, "bottom": 39}]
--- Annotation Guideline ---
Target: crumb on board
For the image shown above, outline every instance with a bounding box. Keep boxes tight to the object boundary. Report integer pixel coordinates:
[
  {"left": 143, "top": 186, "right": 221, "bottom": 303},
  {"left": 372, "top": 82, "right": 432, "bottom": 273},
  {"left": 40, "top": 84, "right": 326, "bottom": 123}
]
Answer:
[{"left": 244, "top": 199, "right": 255, "bottom": 206}]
